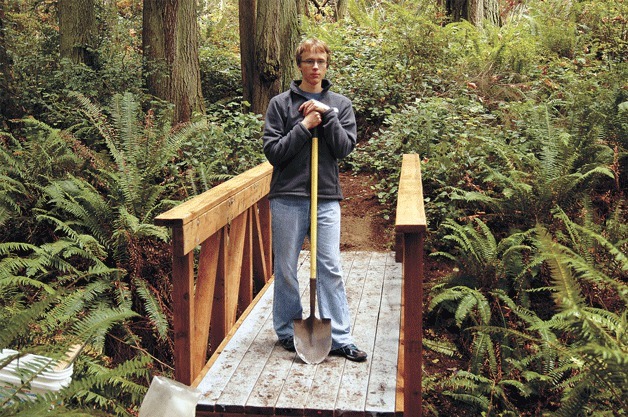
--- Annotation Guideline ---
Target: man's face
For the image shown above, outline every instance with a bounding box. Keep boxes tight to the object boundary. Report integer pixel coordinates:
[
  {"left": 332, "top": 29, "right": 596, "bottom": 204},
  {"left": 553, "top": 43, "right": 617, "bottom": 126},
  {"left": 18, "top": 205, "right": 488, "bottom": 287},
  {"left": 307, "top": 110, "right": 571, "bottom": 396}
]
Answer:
[{"left": 298, "top": 49, "right": 328, "bottom": 90}]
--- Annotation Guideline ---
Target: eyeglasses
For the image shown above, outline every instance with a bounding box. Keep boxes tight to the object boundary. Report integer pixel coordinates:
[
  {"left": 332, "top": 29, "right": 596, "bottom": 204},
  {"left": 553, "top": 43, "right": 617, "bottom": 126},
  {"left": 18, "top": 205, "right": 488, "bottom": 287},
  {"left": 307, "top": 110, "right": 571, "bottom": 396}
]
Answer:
[{"left": 301, "top": 59, "right": 327, "bottom": 67}]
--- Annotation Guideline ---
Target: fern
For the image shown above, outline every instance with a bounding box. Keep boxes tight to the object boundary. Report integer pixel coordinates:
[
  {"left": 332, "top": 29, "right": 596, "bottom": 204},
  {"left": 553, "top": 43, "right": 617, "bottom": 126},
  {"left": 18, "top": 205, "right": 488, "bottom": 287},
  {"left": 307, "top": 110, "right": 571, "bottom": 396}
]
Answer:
[
  {"left": 431, "top": 218, "right": 533, "bottom": 293},
  {"left": 464, "top": 223, "right": 628, "bottom": 415},
  {"left": 431, "top": 210, "right": 626, "bottom": 414},
  {"left": 423, "top": 337, "right": 461, "bottom": 358},
  {"left": 71, "top": 91, "right": 207, "bottom": 219},
  {"left": 132, "top": 278, "right": 169, "bottom": 342}
]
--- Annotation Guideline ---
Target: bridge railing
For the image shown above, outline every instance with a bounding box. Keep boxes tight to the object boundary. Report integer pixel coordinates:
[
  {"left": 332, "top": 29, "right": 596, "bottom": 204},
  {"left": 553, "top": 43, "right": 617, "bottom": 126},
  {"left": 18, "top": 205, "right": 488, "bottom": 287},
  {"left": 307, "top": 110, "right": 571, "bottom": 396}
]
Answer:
[
  {"left": 154, "top": 162, "right": 274, "bottom": 385},
  {"left": 155, "top": 154, "right": 426, "bottom": 417},
  {"left": 395, "top": 154, "right": 427, "bottom": 417}
]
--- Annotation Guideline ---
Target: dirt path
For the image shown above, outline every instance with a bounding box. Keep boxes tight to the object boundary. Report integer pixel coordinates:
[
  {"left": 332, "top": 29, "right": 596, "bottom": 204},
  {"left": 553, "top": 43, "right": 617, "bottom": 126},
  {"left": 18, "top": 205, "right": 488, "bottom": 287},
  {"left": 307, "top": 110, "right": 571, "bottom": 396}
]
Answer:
[{"left": 339, "top": 171, "right": 395, "bottom": 252}]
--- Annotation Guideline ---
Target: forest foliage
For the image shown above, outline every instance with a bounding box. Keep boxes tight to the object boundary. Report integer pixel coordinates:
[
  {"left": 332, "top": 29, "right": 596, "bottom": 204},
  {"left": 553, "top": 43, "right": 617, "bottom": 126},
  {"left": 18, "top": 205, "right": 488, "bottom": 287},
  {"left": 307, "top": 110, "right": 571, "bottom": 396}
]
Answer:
[{"left": 0, "top": 0, "right": 626, "bottom": 415}]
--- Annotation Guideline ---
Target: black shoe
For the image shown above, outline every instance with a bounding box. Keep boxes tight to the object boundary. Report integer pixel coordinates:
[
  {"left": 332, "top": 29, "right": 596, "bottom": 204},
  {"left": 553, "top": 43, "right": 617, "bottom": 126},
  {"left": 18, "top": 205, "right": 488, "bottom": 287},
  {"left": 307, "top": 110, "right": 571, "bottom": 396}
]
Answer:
[
  {"left": 330, "top": 344, "right": 367, "bottom": 362},
  {"left": 279, "top": 336, "right": 295, "bottom": 352}
]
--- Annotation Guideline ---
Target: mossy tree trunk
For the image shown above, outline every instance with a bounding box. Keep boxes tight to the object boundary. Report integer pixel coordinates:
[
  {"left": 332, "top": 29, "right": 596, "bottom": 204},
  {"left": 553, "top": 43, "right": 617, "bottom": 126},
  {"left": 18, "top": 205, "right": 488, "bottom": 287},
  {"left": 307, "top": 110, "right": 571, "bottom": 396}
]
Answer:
[
  {"left": 445, "top": 0, "right": 501, "bottom": 26},
  {"left": 239, "top": 0, "right": 256, "bottom": 107},
  {"left": 0, "top": 0, "right": 19, "bottom": 124},
  {"left": 334, "top": 0, "right": 349, "bottom": 21},
  {"left": 142, "top": 0, "right": 205, "bottom": 124},
  {"left": 58, "top": 0, "right": 98, "bottom": 67},
  {"left": 241, "top": 0, "right": 299, "bottom": 116}
]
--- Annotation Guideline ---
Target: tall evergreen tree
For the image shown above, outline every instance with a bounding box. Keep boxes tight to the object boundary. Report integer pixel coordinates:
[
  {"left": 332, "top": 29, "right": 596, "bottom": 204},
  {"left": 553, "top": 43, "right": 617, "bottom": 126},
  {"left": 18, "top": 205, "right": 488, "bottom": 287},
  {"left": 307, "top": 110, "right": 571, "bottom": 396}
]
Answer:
[
  {"left": 239, "top": 0, "right": 256, "bottom": 107},
  {"left": 0, "top": 0, "right": 20, "bottom": 124},
  {"left": 142, "top": 0, "right": 205, "bottom": 124},
  {"left": 58, "top": 0, "right": 98, "bottom": 67},
  {"left": 240, "top": 0, "right": 299, "bottom": 116},
  {"left": 445, "top": 0, "right": 501, "bottom": 26}
]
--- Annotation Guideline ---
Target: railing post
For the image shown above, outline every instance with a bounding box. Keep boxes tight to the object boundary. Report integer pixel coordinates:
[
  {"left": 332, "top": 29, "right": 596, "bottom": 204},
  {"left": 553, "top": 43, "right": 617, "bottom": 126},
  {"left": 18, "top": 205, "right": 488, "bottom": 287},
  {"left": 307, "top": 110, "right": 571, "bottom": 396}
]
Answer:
[
  {"left": 172, "top": 247, "right": 195, "bottom": 385},
  {"left": 402, "top": 232, "right": 423, "bottom": 417}
]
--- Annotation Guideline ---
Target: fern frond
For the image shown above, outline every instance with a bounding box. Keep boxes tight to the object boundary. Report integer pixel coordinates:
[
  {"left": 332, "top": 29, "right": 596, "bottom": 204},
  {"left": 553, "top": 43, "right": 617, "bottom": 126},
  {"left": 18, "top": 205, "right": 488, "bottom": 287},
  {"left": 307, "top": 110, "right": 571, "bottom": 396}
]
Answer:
[
  {"left": 64, "top": 353, "right": 151, "bottom": 415},
  {"left": 0, "top": 298, "right": 53, "bottom": 346},
  {"left": 133, "top": 278, "right": 170, "bottom": 341},
  {"left": 536, "top": 225, "right": 586, "bottom": 310},
  {"left": 70, "top": 307, "right": 138, "bottom": 352},
  {"left": 456, "top": 289, "right": 491, "bottom": 326},
  {"left": 470, "top": 332, "right": 496, "bottom": 375},
  {"left": 69, "top": 91, "right": 119, "bottom": 149},
  {"left": 0, "top": 276, "right": 56, "bottom": 294},
  {"left": 442, "top": 391, "right": 490, "bottom": 409},
  {"left": 41, "top": 279, "right": 111, "bottom": 331}
]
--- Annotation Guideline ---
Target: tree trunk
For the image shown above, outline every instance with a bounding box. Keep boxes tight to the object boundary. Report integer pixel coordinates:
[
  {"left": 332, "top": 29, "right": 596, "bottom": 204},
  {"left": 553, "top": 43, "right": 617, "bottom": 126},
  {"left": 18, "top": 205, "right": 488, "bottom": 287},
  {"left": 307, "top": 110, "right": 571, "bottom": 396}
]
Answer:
[
  {"left": 446, "top": 0, "right": 500, "bottom": 26},
  {"left": 483, "top": 0, "right": 501, "bottom": 26},
  {"left": 251, "top": 0, "right": 280, "bottom": 115},
  {"left": 143, "top": 0, "right": 205, "bottom": 124},
  {"left": 250, "top": 0, "right": 298, "bottom": 116},
  {"left": 297, "top": 0, "right": 309, "bottom": 17},
  {"left": 58, "top": 0, "right": 97, "bottom": 67},
  {"left": 334, "top": 0, "right": 348, "bottom": 21},
  {"left": 239, "top": 0, "right": 256, "bottom": 107},
  {"left": 468, "top": 0, "right": 483, "bottom": 26},
  {"left": 279, "top": 1, "right": 299, "bottom": 91},
  {"left": 0, "top": 0, "right": 20, "bottom": 123}
]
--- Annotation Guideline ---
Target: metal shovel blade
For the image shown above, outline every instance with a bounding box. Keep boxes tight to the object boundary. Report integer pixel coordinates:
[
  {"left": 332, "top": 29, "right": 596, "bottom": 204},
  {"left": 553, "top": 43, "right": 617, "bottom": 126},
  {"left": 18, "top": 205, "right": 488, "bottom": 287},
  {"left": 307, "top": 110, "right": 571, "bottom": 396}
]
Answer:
[{"left": 294, "top": 315, "right": 331, "bottom": 364}]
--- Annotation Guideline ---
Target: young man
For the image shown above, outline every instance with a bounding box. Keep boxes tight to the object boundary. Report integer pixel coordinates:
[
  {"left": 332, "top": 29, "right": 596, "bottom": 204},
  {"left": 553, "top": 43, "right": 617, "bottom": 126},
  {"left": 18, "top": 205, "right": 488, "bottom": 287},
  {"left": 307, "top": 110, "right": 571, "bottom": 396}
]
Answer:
[{"left": 262, "top": 38, "right": 367, "bottom": 362}]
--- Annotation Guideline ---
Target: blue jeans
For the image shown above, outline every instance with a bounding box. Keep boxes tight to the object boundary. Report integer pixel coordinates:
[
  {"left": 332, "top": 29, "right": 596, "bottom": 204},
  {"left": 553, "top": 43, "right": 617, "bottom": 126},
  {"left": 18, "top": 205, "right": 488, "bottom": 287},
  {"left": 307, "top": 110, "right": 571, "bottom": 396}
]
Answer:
[{"left": 270, "top": 197, "right": 353, "bottom": 350}]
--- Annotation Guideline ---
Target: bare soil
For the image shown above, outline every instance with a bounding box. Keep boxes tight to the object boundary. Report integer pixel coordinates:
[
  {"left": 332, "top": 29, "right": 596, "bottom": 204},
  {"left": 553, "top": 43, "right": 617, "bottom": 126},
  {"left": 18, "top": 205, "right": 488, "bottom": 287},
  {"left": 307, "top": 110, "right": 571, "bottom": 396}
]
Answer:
[{"left": 339, "top": 170, "right": 395, "bottom": 252}]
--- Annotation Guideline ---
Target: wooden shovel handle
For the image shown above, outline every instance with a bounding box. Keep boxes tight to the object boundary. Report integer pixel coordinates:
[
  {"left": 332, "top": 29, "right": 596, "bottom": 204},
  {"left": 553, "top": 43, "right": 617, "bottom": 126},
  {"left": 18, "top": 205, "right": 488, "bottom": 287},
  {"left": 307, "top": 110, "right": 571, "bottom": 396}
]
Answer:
[{"left": 310, "top": 132, "right": 318, "bottom": 311}]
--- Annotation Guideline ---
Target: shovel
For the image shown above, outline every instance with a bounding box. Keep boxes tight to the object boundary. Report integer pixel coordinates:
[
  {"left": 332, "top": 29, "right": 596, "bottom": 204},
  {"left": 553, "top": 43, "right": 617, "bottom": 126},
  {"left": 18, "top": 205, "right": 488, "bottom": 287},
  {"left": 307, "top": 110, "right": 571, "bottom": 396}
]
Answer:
[{"left": 294, "top": 130, "right": 332, "bottom": 364}]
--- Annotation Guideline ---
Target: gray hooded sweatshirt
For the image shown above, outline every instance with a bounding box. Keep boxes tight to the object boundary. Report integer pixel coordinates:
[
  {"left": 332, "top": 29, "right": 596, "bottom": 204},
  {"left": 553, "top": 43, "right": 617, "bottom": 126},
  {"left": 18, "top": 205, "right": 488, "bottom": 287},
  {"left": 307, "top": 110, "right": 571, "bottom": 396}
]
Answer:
[{"left": 263, "top": 79, "right": 357, "bottom": 201}]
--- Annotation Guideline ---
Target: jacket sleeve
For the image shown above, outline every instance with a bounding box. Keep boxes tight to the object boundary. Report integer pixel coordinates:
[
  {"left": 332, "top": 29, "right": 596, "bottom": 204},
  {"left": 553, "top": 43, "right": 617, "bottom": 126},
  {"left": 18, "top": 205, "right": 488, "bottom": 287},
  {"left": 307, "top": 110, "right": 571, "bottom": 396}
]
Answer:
[
  {"left": 263, "top": 96, "right": 311, "bottom": 167},
  {"left": 321, "top": 99, "right": 357, "bottom": 159}
]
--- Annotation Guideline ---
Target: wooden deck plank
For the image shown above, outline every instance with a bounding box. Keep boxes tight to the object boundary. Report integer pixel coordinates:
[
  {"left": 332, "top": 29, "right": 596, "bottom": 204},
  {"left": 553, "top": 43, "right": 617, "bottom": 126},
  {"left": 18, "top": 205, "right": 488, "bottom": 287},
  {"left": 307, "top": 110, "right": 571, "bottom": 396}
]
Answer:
[
  {"left": 243, "top": 253, "right": 311, "bottom": 414},
  {"left": 196, "top": 251, "right": 402, "bottom": 416},
  {"left": 300, "top": 252, "right": 366, "bottom": 415},
  {"left": 213, "top": 324, "right": 276, "bottom": 413},
  {"left": 335, "top": 252, "right": 388, "bottom": 416},
  {"left": 365, "top": 253, "right": 402, "bottom": 414},
  {"left": 197, "top": 252, "right": 308, "bottom": 411},
  {"left": 275, "top": 252, "right": 364, "bottom": 415},
  {"left": 195, "top": 281, "right": 272, "bottom": 410}
]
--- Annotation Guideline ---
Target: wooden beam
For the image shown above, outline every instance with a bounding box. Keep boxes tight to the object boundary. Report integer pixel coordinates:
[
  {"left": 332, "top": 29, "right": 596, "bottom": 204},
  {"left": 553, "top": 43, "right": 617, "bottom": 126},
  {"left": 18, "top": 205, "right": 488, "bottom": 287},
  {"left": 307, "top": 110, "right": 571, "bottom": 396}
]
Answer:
[
  {"left": 402, "top": 232, "right": 423, "bottom": 417},
  {"left": 238, "top": 207, "right": 254, "bottom": 315},
  {"left": 395, "top": 154, "right": 427, "bottom": 234},
  {"left": 259, "top": 196, "right": 272, "bottom": 283},
  {"left": 394, "top": 154, "right": 427, "bottom": 417},
  {"left": 225, "top": 212, "right": 248, "bottom": 330},
  {"left": 209, "top": 231, "right": 228, "bottom": 356},
  {"left": 172, "top": 245, "right": 195, "bottom": 385},
  {"left": 192, "top": 230, "right": 223, "bottom": 376},
  {"left": 155, "top": 163, "right": 272, "bottom": 257},
  {"left": 252, "top": 204, "right": 267, "bottom": 289}
]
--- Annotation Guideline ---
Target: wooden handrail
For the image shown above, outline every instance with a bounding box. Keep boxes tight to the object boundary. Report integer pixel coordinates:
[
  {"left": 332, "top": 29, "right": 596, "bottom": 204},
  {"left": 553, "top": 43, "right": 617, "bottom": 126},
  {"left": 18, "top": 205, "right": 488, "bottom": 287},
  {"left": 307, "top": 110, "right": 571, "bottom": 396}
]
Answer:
[
  {"left": 395, "top": 154, "right": 427, "bottom": 417},
  {"left": 155, "top": 162, "right": 274, "bottom": 384}
]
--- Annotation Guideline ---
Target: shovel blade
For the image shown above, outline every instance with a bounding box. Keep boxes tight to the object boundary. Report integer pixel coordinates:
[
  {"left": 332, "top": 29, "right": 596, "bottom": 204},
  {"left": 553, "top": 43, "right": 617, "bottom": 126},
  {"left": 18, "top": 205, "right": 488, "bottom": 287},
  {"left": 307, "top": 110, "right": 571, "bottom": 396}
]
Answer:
[{"left": 293, "top": 316, "right": 332, "bottom": 364}]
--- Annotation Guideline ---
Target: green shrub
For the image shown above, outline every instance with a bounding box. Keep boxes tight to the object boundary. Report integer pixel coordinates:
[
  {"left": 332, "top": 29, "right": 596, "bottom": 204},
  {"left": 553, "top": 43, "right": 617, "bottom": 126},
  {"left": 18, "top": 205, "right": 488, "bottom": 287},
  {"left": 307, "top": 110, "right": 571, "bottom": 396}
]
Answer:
[{"left": 179, "top": 101, "right": 265, "bottom": 195}]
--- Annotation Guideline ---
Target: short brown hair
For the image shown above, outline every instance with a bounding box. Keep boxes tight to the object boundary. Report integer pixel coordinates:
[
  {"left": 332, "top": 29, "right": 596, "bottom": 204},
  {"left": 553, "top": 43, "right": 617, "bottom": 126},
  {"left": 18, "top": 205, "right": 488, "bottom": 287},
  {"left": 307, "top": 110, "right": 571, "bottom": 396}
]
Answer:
[{"left": 295, "top": 38, "right": 331, "bottom": 66}]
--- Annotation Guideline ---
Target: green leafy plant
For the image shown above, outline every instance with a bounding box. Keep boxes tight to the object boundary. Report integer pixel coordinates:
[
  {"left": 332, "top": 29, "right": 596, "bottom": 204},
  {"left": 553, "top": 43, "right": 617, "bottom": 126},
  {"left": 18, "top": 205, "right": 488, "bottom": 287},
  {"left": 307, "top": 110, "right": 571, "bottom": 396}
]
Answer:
[
  {"left": 179, "top": 101, "right": 265, "bottom": 195},
  {"left": 430, "top": 212, "right": 627, "bottom": 415},
  {"left": 0, "top": 239, "right": 150, "bottom": 416}
]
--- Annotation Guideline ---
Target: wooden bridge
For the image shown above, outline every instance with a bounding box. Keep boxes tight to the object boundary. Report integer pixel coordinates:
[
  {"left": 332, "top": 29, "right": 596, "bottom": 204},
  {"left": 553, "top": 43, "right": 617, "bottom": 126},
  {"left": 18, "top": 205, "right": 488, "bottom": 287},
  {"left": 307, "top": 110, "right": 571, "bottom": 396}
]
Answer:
[{"left": 154, "top": 154, "right": 426, "bottom": 416}]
